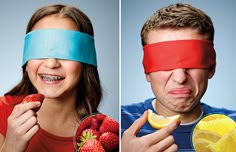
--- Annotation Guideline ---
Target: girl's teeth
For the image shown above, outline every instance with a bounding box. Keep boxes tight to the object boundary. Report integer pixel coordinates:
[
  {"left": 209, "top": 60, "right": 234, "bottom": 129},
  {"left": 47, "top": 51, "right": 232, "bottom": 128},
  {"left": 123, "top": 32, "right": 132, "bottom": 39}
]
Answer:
[{"left": 40, "top": 75, "right": 63, "bottom": 81}]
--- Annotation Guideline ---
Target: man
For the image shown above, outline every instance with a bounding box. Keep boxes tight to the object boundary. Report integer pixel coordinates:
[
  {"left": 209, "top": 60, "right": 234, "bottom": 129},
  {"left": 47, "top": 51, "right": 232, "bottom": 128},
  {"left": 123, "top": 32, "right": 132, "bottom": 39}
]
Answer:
[{"left": 121, "top": 3, "right": 236, "bottom": 152}]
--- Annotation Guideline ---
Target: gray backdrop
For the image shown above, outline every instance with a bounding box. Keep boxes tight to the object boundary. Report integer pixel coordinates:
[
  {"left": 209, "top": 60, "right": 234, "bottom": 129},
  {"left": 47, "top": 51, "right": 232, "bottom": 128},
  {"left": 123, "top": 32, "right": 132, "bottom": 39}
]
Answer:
[
  {"left": 121, "top": 0, "right": 236, "bottom": 110},
  {"left": 0, "top": 0, "right": 119, "bottom": 121}
]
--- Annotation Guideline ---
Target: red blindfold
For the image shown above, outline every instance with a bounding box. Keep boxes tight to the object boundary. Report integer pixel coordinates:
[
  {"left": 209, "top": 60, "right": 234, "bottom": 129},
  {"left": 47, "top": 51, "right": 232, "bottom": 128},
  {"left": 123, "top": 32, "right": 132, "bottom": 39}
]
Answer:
[{"left": 142, "top": 40, "right": 216, "bottom": 73}]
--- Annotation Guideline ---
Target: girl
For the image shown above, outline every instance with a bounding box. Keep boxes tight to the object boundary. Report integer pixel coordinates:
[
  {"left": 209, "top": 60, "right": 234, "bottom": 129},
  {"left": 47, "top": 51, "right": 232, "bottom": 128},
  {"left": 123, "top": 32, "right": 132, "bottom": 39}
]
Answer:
[{"left": 0, "top": 4, "right": 102, "bottom": 151}]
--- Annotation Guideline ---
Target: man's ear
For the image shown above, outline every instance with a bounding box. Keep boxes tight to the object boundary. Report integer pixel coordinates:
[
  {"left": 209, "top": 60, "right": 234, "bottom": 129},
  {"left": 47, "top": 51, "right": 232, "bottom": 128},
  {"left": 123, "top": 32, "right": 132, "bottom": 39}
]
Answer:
[
  {"left": 146, "top": 74, "right": 151, "bottom": 82},
  {"left": 208, "top": 66, "right": 215, "bottom": 79}
]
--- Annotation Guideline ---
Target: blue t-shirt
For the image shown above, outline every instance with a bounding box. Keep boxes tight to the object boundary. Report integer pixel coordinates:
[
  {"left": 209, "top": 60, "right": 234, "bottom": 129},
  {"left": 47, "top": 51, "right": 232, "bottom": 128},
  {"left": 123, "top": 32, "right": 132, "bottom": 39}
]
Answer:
[{"left": 121, "top": 98, "right": 236, "bottom": 152}]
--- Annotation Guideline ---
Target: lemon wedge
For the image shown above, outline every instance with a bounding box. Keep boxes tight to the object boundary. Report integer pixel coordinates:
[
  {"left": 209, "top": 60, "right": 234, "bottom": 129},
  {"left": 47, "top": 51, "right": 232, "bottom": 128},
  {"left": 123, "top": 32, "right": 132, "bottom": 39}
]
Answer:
[{"left": 147, "top": 109, "right": 180, "bottom": 129}]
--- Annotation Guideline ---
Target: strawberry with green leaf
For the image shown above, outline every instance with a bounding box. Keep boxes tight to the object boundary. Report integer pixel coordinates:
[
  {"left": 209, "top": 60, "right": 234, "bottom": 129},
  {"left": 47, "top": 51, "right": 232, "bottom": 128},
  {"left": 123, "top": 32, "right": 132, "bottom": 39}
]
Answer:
[
  {"left": 81, "top": 129, "right": 100, "bottom": 139},
  {"left": 75, "top": 115, "right": 94, "bottom": 141},
  {"left": 78, "top": 130, "right": 105, "bottom": 152}
]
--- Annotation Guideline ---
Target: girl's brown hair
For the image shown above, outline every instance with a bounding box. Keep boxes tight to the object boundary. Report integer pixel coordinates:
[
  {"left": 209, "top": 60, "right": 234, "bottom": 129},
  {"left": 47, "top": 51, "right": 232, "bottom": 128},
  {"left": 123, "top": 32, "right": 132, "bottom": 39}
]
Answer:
[{"left": 5, "top": 4, "right": 102, "bottom": 118}]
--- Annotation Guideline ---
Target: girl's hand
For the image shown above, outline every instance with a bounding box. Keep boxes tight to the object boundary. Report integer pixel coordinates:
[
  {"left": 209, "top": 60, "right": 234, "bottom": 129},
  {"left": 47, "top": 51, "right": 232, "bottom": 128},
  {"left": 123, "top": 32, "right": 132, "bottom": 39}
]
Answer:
[
  {"left": 2, "top": 102, "right": 41, "bottom": 152},
  {"left": 121, "top": 111, "right": 180, "bottom": 152}
]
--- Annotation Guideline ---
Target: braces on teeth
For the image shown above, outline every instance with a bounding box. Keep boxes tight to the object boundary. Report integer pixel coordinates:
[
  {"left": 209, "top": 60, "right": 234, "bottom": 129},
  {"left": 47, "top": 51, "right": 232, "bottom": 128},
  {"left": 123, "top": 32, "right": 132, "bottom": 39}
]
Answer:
[{"left": 40, "top": 75, "right": 63, "bottom": 81}]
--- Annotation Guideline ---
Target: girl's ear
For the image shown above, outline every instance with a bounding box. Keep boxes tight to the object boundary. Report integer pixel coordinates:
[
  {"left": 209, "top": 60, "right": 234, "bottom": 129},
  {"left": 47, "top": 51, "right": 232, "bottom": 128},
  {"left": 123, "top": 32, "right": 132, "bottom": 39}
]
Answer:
[{"left": 146, "top": 74, "right": 151, "bottom": 82}]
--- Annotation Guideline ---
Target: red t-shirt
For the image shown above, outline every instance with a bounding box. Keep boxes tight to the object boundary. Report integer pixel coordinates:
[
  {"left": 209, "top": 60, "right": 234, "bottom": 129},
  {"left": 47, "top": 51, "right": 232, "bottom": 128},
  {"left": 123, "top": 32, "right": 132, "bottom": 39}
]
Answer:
[{"left": 0, "top": 96, "right": 75, "bottom": 151}]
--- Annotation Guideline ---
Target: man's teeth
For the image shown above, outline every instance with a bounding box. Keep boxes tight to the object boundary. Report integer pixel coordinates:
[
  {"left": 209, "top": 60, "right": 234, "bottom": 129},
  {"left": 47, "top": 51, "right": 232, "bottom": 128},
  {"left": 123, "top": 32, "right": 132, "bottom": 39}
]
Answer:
[{"left": 40, "top": 75, "right": 63, "bottom": 81}]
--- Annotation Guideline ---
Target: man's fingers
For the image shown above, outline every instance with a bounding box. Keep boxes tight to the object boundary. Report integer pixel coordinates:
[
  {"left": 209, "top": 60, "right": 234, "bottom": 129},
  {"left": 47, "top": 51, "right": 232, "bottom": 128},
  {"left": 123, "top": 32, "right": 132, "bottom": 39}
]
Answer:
[
  {"left": 123, "top": 110, "right": 148, "bottom": 136},
  {"left": 149, "top": 117, "right": 180, "bottom": 144},
  {"left": 163, "top": 144, "right": 178, "bottom": 152},
  {"left": 151, "top": 135, "right": 175, "bottom": 152},
  {"left": 165, "top": 116, "right": 181, "bottom": 132}
]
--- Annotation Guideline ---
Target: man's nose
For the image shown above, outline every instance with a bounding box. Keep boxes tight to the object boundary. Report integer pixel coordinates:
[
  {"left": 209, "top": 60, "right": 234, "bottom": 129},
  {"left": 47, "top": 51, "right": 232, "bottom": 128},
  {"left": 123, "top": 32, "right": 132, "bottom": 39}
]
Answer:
[{"left": 171, "top": 68, "right": 187, "bottom": 84}]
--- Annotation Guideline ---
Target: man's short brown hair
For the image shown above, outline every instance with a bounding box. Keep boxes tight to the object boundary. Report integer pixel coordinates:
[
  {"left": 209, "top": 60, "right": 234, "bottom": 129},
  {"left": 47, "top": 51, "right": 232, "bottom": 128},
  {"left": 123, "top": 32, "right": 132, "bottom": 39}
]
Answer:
[{"left": 141, "top": 3, "right": 214, "bottom": 46}]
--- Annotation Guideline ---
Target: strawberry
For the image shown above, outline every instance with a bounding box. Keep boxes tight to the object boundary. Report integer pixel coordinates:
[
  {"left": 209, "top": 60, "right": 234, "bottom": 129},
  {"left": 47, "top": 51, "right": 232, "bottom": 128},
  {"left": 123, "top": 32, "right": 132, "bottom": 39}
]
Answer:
[
  {"left": 90, "top": 118, "right": 99, "bottom": 130},
  {"left": 22, "top": 94, "right": 45, "bottom": 103},
  {"left": 76, "top": 113, "right": 106, "bottom": 139},
  {"left": 76, "top": 115, "right": 94, "bottom": 139},
  {"left": 99, "top": 116, "right": 119, "bottom": 134},
  {"left": 99, "top": 132, "right": 119, "bottom": 151},
  {"left": 81, "top": 129, "right": 100, "bottom": 139},
  {"left": 78, "top": 130, "right": 105, "bottom": 152},
  {"left": 79, "top": 139, "right": 105, "bottom": 152},
  {"left": 22, "top": 94, "right": 45, "bottom": 112},
  {"left": 95, "top": 113, "right": 106, "bottom": 122}
]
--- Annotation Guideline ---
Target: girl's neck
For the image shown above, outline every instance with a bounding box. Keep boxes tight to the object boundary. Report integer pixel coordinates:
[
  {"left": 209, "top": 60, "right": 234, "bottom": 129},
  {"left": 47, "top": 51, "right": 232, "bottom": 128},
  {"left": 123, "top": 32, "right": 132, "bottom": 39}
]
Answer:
[{"left": 36, "top": 96, "right": 80, "bottom": 137}]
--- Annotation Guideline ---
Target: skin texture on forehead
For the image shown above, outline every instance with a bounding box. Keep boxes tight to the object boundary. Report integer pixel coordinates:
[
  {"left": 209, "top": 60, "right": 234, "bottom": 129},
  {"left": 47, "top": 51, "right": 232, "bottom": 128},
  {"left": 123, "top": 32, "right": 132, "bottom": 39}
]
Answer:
[
  {"left": 146, "top": 28, "right": 207, "bottom": 44},
  {"left": 32, "top": 15, "right": 79, "bottom": 31}
]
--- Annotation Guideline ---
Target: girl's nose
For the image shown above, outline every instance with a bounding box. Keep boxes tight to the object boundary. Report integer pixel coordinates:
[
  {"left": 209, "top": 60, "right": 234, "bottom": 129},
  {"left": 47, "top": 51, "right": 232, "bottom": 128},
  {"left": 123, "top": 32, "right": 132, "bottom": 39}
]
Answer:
[{"left": 43, "top": 58, "right": 60, "bottom": 69}]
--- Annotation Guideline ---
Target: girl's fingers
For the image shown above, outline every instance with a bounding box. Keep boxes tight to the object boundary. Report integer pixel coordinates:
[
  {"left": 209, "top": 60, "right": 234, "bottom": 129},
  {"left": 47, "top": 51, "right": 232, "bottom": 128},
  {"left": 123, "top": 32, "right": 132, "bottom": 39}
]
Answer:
[
  {"left": 7, "top": 102, "right": 40, "bottom": 141},
  {"left": 17, "top": 115, "right": 38, "bottom": 134},
  {"left": 24, "top": 124, "right": 39, "bottom": 141},
  {"left": 10, "top": 102, "right": 41, "bottom": 119},
  {"left": 10, "top": 110, "right": 36, "bottom": 127}
]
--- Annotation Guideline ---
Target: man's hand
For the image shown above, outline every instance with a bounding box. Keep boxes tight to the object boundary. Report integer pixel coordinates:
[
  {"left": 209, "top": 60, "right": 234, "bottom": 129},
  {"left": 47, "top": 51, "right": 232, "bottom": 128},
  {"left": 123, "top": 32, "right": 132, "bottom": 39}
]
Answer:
[{"left": 121, "top": 110, "right": 180, "bottom": 152}]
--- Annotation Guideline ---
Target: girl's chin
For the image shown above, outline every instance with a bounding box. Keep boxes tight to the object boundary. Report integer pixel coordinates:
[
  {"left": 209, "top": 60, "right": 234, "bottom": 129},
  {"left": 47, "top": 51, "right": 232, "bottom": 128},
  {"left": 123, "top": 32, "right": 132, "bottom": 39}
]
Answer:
[{"left": 38, "top": 90, "right": 62, "bottom": 98}]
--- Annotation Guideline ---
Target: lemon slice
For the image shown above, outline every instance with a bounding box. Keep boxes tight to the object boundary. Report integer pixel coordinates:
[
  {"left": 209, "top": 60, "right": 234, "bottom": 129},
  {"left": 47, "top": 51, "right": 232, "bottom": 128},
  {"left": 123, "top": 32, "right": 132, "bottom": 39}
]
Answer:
[
  {"left": 194, "top": 114, "right": 236, "bottom": 136},
  {"left": 192, "top": 114, "right": 236, "bottom": 152},
  {"left": 208, "top": 127, "right": 236, "bottom": 152},
  {"left": 192, "top": 130, "right": 221, "bottom": 143},
  {"left": 192, "top": 130, "right": 221, "bottom": 152},
  {"left": 147, "top": 109, "right": 180, "bottom": 129},
  {"left": 193, "top": 138, "right": 212, "bottom": 152}
]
